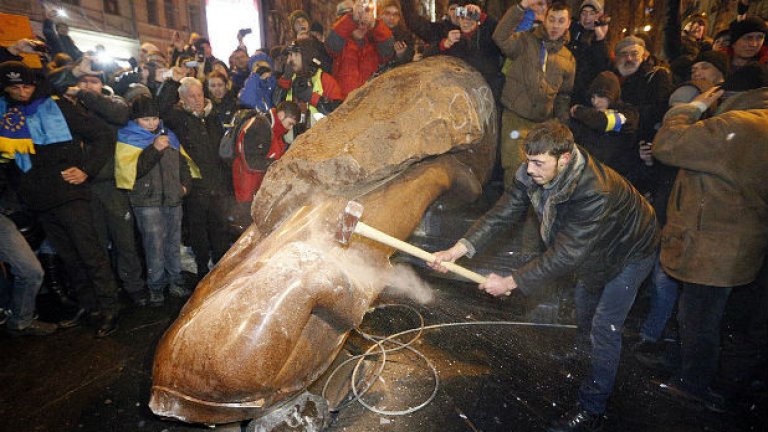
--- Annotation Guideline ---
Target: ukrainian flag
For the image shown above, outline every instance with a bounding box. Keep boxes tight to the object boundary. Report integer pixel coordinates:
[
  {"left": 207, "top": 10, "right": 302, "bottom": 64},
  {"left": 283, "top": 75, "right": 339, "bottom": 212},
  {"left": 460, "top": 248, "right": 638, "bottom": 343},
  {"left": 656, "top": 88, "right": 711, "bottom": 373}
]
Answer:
[{"left": 115, "top": 120, "right": 200, "bottom": 190}]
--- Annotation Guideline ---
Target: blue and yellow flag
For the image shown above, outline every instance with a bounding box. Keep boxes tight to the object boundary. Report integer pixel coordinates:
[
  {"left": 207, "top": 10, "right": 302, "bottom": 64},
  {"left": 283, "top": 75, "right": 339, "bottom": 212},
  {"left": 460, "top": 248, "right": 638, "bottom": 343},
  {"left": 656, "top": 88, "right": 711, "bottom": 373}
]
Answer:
[
  {"left": 115, "top": 120, "right": 201, "bottom": 190},
  {"left": 0, "top": 97, "right": 72, "bottom": 172}
]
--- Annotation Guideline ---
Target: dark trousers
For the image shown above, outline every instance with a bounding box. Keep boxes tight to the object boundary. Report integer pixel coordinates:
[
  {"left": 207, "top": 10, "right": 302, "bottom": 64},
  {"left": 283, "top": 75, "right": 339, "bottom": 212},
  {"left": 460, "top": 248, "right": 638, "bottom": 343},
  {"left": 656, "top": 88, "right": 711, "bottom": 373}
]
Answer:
[
  {"left": 183, "top": 191, "right": 230, "bottom": 278},
  {"left": 90, "top": 182, "right": 144, "bottom": 294},
  {"left": 575, "top": 253, "right": 656, "bottom": 414},
  {"left": 675, "top": 282, "right": 732, "bottom": 394},
  {"left": 37, "top": 199, "right": 119, "bottom": 314}
]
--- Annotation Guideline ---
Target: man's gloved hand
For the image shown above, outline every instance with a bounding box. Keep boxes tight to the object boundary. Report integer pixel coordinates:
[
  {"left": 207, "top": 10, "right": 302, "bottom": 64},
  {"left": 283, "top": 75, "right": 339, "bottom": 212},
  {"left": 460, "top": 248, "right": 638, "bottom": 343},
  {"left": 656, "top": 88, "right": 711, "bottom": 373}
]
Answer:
[{"left": 292, "top": 77, "right": 313, "bottom": 103}]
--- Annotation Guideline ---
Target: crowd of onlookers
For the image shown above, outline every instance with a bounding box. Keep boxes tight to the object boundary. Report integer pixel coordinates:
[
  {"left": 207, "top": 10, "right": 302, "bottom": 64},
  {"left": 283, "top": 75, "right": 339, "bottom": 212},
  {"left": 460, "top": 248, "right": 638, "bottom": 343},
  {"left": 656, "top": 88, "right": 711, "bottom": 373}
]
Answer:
[{"left": 1, "top": 0, "right": 767, "bottom": 425}]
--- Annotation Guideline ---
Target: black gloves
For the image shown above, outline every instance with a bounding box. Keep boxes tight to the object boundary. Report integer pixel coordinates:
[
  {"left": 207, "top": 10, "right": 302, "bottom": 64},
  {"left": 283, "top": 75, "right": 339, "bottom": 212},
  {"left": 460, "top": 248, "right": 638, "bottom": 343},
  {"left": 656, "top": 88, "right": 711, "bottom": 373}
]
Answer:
[{"left": 291, "top": 76, "right": 313, "bottom": 103}]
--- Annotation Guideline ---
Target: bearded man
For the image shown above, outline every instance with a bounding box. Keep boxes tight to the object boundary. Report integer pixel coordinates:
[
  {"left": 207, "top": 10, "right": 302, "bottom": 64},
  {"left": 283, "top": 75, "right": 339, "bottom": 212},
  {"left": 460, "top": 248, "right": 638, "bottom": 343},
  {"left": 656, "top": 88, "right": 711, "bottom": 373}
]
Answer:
[{"left": 612, "top": 36, "right": 673, "bottom": 142}]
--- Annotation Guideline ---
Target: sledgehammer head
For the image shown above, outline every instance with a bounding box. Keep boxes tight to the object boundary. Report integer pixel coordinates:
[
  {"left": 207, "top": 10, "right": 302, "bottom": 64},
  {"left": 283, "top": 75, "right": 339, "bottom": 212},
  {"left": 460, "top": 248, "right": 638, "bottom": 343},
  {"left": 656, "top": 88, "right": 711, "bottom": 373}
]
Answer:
[{"left": 335, "top": 201, "right": 364, "bottom": 245}]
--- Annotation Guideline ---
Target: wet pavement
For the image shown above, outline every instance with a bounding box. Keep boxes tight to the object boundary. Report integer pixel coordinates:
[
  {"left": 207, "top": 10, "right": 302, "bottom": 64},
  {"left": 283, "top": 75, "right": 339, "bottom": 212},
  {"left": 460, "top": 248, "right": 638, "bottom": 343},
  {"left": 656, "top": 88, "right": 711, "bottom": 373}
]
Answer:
[{"left": 1, "top": 271, "right": 766, "bottom": 432}]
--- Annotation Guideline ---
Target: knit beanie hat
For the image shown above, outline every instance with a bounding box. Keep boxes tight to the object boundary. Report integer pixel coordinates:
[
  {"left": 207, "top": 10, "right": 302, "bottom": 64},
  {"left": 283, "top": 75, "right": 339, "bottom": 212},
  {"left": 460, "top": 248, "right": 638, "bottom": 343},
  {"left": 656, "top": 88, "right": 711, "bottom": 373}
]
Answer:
[
  {"left": 580, "top": 0, "right": 603, "bottom": 13},
  {"left": 336, "top": 0, "right": 353, "bottom": 16},
  {"left": 693, "top": 50, "right": 729, "bottom": 77},
  {"left": 289, "top": 10, "right": 311, "bottom": 32},
  {"left": 130, "top": 95, "right": 160, "bottom": 119},
  {"left": 614, "top": 35, "right": 646, "bottom": 55},
  {"left": 0, "top": 61, "right": 36, "bottom": 88},
  {"left": 729, "top": 15, "right": 768, "bottom": 44},
  {"left": 588, "top": 71, "right": 621, "bottom": 103}
]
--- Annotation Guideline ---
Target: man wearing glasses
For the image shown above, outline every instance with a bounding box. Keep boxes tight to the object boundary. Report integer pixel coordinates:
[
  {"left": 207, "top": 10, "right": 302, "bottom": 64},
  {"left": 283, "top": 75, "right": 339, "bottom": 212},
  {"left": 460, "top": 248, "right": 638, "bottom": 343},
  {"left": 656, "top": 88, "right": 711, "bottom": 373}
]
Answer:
[{"left": 612, "top": 35, "right": 673, "bottom": 143}]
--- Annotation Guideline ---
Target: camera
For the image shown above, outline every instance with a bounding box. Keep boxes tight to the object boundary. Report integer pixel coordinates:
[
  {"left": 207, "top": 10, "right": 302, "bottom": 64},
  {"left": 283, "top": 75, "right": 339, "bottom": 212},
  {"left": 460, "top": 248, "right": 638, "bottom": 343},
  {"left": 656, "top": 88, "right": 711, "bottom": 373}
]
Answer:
[
  {"left": 362, "top": 0, "right": 374, "bottom": 12},
  {"left": 455, "top": 6, "right": 481, "bottom": 21},
  {"left": 594, "top": 20, "right": 608, "bottom": 26},
  {"left": 237, "top": 28, "right": 252, "bottom": 39}
]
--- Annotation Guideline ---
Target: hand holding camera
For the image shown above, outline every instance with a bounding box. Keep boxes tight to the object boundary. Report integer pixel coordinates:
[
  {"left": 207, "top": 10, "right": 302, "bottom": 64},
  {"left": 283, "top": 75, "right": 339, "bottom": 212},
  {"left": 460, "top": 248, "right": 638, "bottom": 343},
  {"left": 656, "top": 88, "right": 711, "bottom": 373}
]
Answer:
[
  {"left": 354, "top": 0, "right": 375, "bottom": 26},
  {"left": 153, "top": 134, "right": 170, "bottom": 151},
  {"left": 455, "top": 5, "right": 481, "bottom": 21},
  {"left": 594, "top": 16, "right": 610, "bottom": 41}
]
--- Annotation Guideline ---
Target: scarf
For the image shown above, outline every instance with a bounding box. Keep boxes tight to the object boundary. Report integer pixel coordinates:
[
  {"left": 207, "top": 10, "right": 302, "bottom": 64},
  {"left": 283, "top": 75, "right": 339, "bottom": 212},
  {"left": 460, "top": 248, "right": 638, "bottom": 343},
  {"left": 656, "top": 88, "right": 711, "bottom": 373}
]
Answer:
[
  {"left": 0, "top": 96, "right": 73, "bottom": 172},
  {"left": 114, "top": 120, "right": 200, "bottom": 189}
]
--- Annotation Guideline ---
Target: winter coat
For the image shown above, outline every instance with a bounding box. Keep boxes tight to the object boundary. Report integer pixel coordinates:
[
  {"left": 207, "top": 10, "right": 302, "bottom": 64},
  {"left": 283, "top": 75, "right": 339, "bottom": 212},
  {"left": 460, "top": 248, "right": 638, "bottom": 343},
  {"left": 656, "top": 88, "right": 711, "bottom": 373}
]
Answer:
[
  {"left": 326, "top": 13, "right": 394, "bottom": 99},
  {"left": 569, "top": 101, "right": 642, "bottom": 186},
  {"left": 616, "top": 61, "right": 674, "bottom": 141},
  {"left": 75, "top": 89, "right": 130, "bottom": 184},
  {"left": 653, "top": 88, "right": 768, "bottom": 287},
  {"left": 6, "top": 96, "right": 114, "bottom": 211},
  {"left": 568, "top": 22, "right": 611, "bottom": 105},
  {"left": 400, "top": 0, "right": 459, "bottom": 45},
  {"left": 493, "top": 4, "right": 575, "bottom": 123},
  {"left": 163, "top": 101, "right": 228, "bottom": 195},
  {"left": 462, "top": 146, "right": 659, "bottom": 294},
  {"left": 436, "top": 13, "right": 504, "bottom": 96},
  {"left": 126, "top": 125, "right": 192, "bottom": 207}
]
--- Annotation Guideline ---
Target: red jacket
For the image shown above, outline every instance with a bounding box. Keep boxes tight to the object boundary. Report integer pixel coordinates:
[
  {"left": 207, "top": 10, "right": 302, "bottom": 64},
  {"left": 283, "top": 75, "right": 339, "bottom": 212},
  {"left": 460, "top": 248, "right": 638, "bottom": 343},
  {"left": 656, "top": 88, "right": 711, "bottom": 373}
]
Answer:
[{"left": 326, "top": 13, "right": 394, "bottom": 99}]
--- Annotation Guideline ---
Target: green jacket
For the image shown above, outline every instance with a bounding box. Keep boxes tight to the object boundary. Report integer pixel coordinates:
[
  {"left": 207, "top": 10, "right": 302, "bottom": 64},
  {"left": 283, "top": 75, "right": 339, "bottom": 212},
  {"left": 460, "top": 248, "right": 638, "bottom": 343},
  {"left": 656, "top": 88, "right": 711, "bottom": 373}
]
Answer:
[{"left": 493, "top": 4, "right": 575, "bottom": 123}]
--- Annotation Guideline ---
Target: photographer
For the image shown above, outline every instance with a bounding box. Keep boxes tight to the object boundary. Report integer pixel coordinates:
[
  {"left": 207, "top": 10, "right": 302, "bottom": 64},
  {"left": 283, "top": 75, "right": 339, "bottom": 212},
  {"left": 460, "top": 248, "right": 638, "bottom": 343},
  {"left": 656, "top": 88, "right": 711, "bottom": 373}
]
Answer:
[
  {"left": 568, "top": 0, "right": 612, "bottom": 105},
  {"left": 275, "top": 40, "right": 342, "bottom": 132},
  {"left": 43, "top": 9, "right": 83, "bottom": 61},
  {"left": 288, "top": 10, "right": 333, "bottom": 73},
  {"left": 326, "top": 0, "right": 395, "bottom": 98},
  {"left": 434, "top": 2, "right": 503, "bottom": 96}
]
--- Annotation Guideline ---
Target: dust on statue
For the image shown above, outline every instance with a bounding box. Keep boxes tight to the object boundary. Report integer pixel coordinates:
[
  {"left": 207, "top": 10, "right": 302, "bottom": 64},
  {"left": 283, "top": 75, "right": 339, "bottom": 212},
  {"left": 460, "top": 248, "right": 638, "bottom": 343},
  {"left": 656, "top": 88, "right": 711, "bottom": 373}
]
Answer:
[{"left": 148, "top": 56, "right": 498, "bottom": 426}]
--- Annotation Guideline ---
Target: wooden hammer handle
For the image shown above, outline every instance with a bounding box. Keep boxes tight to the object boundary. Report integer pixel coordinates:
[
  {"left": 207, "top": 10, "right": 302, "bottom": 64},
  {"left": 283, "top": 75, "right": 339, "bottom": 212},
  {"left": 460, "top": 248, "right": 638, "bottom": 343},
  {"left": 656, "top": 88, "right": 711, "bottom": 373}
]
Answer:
[{"left": 354, "top": 221, "right": 488, "bottom": 284}]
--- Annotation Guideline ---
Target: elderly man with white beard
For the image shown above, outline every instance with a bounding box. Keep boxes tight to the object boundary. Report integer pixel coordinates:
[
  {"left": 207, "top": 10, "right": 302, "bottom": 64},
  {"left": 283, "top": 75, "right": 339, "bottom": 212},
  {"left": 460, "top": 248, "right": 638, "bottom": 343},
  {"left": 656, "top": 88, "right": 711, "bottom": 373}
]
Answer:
[{"left": 611, "top": 36, "right": 673, "bottom": 143}]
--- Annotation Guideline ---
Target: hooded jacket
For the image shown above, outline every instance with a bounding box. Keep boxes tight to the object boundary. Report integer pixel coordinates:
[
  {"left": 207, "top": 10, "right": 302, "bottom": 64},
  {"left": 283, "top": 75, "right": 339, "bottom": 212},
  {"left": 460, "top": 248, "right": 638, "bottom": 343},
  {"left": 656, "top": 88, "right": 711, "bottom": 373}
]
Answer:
[
  {"left": 493, "top": 4, "right": 575, "bottom": 122},
  {"left": 653, "top": 88, "right": 768, "bottom": 287},
  {"left": 462, "top": 146, "right": 659, "bottom": 294}
]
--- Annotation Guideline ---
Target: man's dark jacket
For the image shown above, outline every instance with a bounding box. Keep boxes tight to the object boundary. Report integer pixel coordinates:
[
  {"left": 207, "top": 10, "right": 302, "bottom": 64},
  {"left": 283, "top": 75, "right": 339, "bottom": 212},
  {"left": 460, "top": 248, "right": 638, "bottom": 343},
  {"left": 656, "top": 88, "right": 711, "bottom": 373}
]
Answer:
[
  {"left": 163, "top": 102, "right": 227, "bottom": 194},
  {"left": 568, "top": 22, "right": 611, "bottom": 105},
  {"left": 617, "top": 61, "right": 674, "bottom": 141},
  {"left": 463, "top": 146, "right": 659, "bottom": 294},
  {"left": 10, "top": 95, "right": 114, "bottom": 211}
]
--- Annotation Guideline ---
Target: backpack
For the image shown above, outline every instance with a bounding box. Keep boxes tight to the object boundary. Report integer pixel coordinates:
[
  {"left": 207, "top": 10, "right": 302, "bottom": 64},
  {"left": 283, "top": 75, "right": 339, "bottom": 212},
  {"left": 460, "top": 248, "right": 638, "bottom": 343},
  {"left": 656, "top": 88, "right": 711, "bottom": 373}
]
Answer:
[
  {"left": 227, "top": 110, "right": 275, "bottom": 203},
  {"left": 219, "top": 108, "right": 262, "bottom": 160}
]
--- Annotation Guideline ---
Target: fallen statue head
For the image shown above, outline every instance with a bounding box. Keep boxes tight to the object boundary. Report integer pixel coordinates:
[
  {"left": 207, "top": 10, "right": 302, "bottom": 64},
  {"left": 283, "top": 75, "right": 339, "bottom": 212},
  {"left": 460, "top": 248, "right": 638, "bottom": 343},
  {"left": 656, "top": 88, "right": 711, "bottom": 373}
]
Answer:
[{"left": 149, "top": 56, "right": 497, "bottom": 424}]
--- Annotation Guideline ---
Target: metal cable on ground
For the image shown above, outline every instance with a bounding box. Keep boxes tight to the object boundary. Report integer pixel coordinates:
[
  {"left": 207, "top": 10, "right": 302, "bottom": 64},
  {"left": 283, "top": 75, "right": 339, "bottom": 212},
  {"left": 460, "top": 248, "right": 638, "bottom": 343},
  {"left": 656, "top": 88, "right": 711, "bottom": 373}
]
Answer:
[{"left": 322, "top": 304, "right": 577, "bottom": 417}]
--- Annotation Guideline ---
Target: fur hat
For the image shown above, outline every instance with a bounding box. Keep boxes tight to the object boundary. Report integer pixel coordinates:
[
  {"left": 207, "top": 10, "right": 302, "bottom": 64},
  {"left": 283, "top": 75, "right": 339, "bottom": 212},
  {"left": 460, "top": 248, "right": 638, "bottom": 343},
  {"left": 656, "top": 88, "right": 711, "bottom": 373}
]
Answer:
[
  {"left": 693, "top": 50, "right": 729, "bottom": 77},
  {"left": 130, "top": 94, "right": 160, "bottom": 119},
  {"left": 580, "top": 0, "right": 603, "bottom": 13},
  {"left": 729, "top": 15, "right": 768, "bottom": 44},
  {"left": 614, "top": 35, "right": 646, "bottom": 55},
  {"left": 0, "top": 61, "right": 36, "bottom": 88},
  {"left": 588, "top": 71, "right": 621, "bottom": 103}
]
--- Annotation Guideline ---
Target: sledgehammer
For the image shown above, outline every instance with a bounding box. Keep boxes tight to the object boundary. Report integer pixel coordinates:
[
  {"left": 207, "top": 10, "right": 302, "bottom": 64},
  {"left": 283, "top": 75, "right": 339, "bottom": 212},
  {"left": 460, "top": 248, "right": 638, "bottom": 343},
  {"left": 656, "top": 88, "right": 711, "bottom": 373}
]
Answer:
[{"left": 335, "top": 201, "right": 488, "bottom": 284}]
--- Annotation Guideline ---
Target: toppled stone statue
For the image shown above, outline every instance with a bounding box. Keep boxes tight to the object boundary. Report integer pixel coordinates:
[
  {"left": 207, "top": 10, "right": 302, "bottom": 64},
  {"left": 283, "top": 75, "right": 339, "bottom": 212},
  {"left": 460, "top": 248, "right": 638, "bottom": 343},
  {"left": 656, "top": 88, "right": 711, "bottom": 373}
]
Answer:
[{"left": 149, "top": 56, "right": 497, "bottom": 425}]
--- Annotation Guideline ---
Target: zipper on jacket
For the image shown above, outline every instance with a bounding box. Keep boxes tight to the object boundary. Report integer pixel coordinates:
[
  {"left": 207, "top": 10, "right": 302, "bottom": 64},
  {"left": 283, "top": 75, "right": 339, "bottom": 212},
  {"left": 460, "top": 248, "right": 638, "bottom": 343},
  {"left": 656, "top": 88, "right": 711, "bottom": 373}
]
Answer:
[{"left": 696, "top": 177, "right": 705, "bottom": 230}]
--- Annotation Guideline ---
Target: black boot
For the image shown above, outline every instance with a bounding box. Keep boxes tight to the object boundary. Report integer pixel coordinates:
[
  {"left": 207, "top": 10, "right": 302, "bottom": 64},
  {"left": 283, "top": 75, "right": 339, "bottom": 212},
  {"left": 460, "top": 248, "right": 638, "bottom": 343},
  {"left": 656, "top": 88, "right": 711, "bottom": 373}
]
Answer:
[
  {"left": 547, "top": 406, "right": 605, "bottom": 432},
  {"left": 38, "top": 253, "right": 77, "bottom": 307},
  {"left": 95, "top": 313, "right": 118, "bottom": 338},
  {"left": 57, "top": 308, "right": 102, "bottom": 329}
]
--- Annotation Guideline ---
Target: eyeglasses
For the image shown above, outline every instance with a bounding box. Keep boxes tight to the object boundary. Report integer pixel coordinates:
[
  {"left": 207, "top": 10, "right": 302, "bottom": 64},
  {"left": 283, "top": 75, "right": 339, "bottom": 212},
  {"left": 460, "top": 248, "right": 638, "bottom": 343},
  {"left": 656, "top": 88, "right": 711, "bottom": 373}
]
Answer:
[{"left": 618, "top": 50, "right": 643, "bottom": 59}]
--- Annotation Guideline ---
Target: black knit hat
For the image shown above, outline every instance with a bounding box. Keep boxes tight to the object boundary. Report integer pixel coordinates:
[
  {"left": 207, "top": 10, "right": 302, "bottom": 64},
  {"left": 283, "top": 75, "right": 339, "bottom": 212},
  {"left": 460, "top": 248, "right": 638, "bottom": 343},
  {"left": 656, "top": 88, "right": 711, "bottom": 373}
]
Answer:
[
  {"left": 693, "top": 50, "right": 729, "bottom": 77},
  {"left": 588, "top": 71, "right": 621, "bottom": 103},
  {"left": 130, "top": 95, "right": 160, "bottom": 119},
  {"left": 729, "top": 15, "right": 768, "bottom": 43},
  {"left": 0, "top": 61, "right": 36, "bottom": 88}
]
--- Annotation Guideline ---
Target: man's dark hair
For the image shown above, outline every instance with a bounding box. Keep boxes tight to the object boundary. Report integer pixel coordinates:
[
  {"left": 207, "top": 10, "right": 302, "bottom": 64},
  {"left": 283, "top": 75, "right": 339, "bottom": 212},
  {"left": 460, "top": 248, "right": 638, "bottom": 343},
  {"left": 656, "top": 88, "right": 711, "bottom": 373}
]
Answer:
[
  {"left": 276, "top": 100, "right": 300, "bottom": 120},
  {"left": 524, "top": 120, "right": 575, "bottom": 156},
  {"left": 547, "top": 1, "right": 571, "bottom": 18}
]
